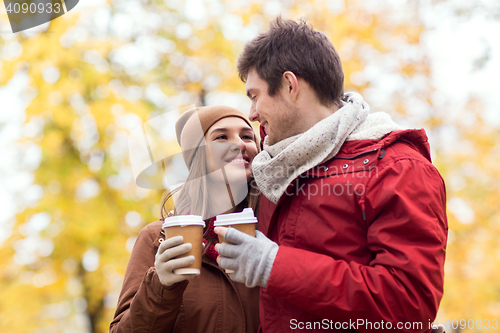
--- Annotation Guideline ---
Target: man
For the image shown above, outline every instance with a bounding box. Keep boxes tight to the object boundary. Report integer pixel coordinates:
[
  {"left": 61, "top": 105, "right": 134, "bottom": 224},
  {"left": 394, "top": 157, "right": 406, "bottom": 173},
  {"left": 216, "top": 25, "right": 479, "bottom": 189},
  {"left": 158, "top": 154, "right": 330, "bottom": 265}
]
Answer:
[{"left": 214, "top": 17, "right": 448, "bottom": 333}]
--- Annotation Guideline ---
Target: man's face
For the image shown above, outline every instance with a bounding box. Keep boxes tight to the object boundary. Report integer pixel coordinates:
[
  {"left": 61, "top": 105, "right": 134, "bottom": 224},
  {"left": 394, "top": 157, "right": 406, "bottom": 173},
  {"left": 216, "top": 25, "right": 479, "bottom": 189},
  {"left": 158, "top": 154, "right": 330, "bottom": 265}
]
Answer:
[{"left": 245, "top": 68, "right": 299, "bottom": 146}]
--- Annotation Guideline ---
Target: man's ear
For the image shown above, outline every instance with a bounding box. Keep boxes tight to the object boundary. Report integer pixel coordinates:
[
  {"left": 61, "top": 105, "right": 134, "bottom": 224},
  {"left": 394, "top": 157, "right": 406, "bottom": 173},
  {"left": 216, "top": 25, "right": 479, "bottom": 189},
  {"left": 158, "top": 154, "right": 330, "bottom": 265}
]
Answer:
[{"left": 282, "top": 71, "right": 299, "bottom": 102}]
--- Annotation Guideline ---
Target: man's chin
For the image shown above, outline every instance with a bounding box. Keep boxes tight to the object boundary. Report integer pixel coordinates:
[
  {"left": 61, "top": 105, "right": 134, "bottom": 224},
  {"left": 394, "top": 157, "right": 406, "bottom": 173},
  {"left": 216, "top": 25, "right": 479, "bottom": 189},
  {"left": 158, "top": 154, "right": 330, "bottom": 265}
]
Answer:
[
  {"left": 266, "top": 130, "right": 286, "bottom": 146},
  {"left": 266, "top": 134, "right": 276, "bottom": 146},
  {"left": 267, "top": 136, "right": 279, "bottom": 146}
]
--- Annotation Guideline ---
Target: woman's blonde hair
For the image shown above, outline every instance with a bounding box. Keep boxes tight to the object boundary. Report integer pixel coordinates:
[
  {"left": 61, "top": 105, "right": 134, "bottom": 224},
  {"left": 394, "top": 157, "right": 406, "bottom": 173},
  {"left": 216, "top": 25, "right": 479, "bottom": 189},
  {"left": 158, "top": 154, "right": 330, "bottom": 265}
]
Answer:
[{"left": 160, "top": 119, "right": 261, "bottom": 253}]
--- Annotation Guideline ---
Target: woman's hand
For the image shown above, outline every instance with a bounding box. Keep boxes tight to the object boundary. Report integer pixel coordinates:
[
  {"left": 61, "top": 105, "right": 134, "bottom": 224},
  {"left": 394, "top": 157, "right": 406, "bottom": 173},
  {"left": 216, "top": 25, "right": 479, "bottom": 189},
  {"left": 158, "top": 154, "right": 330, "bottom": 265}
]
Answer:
[{"left": 154, "top": 236, "right": 197, "bottom": 287}]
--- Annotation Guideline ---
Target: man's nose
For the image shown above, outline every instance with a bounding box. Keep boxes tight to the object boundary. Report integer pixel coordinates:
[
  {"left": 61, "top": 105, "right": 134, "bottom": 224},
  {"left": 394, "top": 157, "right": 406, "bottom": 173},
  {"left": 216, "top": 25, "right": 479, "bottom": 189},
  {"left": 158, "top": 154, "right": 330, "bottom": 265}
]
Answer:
[{"left": 248, "top": 104, "right": 259, "bottom": 122}]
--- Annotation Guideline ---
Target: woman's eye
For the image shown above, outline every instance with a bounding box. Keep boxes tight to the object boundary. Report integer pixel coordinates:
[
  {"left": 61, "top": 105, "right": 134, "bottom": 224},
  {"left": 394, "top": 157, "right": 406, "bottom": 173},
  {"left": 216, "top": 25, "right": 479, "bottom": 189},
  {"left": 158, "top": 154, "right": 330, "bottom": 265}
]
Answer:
[
  {"left": 242, "top": 135, "right": 254, "bottom": 140},
  {"left": 214, "top": 135, "right": 227, "bottom": 140}
]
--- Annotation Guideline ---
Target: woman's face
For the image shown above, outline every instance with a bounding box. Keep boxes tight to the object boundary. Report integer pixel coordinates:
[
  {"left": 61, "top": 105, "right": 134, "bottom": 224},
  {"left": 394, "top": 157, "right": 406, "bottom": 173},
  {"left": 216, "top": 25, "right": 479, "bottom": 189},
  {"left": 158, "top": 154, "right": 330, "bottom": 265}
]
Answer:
[{"left": 205, "top": 117, "right": 258, "bottom": 183}]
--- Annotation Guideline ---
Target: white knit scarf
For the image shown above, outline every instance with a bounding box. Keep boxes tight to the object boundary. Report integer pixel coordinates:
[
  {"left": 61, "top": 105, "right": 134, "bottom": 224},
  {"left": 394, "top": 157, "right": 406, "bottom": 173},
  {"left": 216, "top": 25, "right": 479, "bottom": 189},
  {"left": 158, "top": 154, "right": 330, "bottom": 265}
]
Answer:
[{"left": 252, "top": 92, "right": 403, "bottom": 204}]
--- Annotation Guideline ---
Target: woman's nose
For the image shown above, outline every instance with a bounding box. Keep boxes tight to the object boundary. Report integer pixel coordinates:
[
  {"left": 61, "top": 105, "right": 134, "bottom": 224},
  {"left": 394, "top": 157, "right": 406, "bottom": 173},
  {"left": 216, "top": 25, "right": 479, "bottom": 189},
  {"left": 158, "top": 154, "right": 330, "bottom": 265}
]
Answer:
[{"left": 231, "top": 137, "right": 246, "bottom": 153}]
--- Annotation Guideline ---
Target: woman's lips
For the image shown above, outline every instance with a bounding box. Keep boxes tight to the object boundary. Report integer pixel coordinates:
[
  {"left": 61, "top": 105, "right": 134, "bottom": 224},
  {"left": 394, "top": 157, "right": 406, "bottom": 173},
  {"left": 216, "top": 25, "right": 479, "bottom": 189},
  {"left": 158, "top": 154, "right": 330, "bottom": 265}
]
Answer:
[
  {"left": 226, "top": 153, "right": 249, "bottom": 161},
  {"left": 226, "top": 155, "right": 250, "bottom": 166},
  {"left": 228, "top": 158, "right": 249, "bottom": 165}
]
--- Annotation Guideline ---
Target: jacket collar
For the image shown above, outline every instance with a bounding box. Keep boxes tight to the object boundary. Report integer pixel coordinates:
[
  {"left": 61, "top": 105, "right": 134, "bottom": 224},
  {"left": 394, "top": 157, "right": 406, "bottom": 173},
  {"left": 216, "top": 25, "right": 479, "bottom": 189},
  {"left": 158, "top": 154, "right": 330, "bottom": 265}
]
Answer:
[
  {"left": 337, "top": 129, "right": 431, "bottom": 161},
  {"left": 302, "top": 129, "right": 431, "bottom": 178}
]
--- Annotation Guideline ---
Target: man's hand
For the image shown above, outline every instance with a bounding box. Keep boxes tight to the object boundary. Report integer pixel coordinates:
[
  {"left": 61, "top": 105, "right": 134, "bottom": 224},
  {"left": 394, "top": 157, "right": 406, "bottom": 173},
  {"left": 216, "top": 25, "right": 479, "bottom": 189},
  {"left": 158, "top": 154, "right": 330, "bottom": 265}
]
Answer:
[
  {"left": 155, "top": 236, "right": 197, "bottom": 287},
  {"left": 214, "top": 227, "right": 278, "bottom": 288}
]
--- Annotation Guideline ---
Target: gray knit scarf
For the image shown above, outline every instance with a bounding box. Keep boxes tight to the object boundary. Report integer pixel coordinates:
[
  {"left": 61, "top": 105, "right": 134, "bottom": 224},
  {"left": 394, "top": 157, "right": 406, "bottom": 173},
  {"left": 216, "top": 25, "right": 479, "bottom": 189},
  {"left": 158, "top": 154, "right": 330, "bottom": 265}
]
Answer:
[{"left": 252, "top": 92, "right": 403, "bottom": 204}]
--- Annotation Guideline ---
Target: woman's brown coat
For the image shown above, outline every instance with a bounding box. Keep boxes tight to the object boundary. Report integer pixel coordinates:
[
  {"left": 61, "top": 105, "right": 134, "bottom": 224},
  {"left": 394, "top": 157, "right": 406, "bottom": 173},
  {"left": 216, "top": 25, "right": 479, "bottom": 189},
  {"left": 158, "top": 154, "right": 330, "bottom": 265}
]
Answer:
[{"left": 110, "top": 221, "right": 260, "bottom": 333}]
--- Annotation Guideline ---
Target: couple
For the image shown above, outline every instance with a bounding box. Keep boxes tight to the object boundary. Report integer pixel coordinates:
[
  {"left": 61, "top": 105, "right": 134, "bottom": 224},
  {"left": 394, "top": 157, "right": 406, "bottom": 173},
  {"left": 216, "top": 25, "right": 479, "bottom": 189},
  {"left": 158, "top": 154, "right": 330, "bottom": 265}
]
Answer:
[{"left": 110, "top": 17, "right": 448, "bottom": 333}]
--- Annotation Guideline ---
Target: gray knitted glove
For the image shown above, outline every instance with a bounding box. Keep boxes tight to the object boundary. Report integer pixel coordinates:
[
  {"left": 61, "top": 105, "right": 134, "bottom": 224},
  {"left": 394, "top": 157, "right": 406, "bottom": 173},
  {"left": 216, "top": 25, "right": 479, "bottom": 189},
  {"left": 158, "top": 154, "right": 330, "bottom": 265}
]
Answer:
[{"left": 218, "top": 228, "right": 278, "bottom": 288}]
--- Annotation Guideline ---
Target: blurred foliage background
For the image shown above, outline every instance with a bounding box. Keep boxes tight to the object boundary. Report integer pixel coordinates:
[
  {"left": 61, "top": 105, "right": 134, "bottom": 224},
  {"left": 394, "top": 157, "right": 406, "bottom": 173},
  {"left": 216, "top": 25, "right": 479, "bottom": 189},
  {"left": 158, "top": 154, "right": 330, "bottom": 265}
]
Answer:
[{"left": 1, "top": 0, "right": 499, "bottom": 332}]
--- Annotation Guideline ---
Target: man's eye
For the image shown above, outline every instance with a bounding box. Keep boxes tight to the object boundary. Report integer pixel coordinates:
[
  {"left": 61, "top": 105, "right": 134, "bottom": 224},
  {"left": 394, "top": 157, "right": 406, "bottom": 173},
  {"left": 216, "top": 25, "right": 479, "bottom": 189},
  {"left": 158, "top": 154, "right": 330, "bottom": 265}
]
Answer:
[{"left": 251, "top": 95, "right": 256, "bottom": 101}]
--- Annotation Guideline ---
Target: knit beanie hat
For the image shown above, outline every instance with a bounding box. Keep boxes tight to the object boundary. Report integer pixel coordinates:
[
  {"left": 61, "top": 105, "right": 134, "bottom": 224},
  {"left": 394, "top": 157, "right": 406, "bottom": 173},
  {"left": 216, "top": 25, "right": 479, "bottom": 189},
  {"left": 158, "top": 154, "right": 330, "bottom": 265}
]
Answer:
[{"left": 175, "top": 105, "right": 253, "bottom": 168}]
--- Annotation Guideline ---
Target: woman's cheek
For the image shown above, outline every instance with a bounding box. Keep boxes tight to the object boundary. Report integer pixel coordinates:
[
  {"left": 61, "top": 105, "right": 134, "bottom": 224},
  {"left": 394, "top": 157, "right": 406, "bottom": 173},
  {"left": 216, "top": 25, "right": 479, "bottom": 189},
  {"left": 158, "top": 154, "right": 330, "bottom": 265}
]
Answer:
[{"left": 208, "top": 142, "right": 233, "bottom": 170}]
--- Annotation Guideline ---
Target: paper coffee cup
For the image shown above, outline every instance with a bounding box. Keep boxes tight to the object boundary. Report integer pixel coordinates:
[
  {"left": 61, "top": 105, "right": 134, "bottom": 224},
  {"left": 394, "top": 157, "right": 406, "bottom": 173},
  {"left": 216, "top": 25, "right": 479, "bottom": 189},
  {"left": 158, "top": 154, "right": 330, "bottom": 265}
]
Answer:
[
  {"left": 214, "top": 208, "right": 257, "bottom": 273},
  {"left": 162, "top": 215, "right": 205, "bottom": 275}
]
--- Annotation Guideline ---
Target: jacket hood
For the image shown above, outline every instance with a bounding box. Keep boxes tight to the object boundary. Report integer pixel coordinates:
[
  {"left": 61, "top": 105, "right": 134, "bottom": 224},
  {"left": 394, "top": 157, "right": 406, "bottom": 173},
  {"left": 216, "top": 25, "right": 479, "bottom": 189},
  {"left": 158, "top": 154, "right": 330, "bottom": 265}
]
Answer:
[
  {"left": 338, "top": 128, "right": 432, "bottom": 162},
  {"left": 381, "top": 128, "right": 432, "bottom": 162}
]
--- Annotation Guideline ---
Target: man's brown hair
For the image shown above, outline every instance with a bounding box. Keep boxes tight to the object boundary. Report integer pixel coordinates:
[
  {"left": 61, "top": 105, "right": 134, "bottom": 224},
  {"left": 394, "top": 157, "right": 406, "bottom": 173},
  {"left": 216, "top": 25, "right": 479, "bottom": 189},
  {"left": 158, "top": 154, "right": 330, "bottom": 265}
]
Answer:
[{"left": 237, "top": 17, "right": 344, "bottom": 108}]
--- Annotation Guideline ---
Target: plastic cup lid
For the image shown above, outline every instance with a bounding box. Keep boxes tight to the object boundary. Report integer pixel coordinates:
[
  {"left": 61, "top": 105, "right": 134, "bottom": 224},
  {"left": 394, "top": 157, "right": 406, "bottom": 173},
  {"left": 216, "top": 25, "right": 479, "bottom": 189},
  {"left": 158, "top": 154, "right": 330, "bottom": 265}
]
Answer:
[
  {"left": 214, "top": 208, "right": 257, "bottom": 226},
  {"left": 162, "top": 215, "right": 205, "bottom": 228}
]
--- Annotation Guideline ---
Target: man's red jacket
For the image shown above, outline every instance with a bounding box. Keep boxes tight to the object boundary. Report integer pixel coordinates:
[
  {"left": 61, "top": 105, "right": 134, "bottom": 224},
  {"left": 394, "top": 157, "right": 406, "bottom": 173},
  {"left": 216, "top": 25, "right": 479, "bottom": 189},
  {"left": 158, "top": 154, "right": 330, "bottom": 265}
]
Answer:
[{"left": 257, "top": 129, "right": 448, "bottom": 332}]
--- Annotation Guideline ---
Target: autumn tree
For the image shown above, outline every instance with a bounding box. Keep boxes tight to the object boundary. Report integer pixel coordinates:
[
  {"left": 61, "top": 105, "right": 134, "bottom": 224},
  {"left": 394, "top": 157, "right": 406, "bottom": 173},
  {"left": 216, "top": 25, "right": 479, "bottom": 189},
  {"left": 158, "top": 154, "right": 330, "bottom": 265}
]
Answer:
[{"left": 2, "top": 1, "right": 498, "bottom": 332}]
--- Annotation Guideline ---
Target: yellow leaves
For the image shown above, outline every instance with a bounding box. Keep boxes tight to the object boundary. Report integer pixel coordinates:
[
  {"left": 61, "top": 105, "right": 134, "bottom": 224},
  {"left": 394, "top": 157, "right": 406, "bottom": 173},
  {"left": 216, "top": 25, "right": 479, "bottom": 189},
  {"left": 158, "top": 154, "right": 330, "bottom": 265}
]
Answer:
[
  {"left": 401, "top": 61, "right": 431, "bottom": 78},
  {"left": 0, "top": 282, "right": 42, "bottom": 333},
  {"left": 393, "top": 24, "right": 424, "bottom": 45},
  {"left": 2, "top": 1, "right": 497, "bottom": 332},
  {"left": 43, "top": 129, "right": 66, "bottom": 158},
  {"left": 0, "top": 59, "right": 19, "bottom": 86},
  {"left": 435, "top": 105, "right": 500, "bottom": 326}
]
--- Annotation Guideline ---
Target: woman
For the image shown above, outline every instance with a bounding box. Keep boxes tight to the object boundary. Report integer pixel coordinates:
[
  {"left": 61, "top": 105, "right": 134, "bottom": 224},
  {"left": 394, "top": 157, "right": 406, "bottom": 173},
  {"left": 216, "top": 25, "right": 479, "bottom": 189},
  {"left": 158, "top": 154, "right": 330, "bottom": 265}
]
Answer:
[{"left": 110, "top": 105, "right": 261, "bottom": 333}]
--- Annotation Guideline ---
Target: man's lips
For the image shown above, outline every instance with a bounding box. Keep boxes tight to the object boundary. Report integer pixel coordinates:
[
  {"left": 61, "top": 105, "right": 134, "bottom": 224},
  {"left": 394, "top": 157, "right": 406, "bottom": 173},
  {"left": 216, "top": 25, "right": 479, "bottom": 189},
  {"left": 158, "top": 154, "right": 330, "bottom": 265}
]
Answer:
[{"left": 262, "top": 121, "right": 269, "bottom": 135}]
